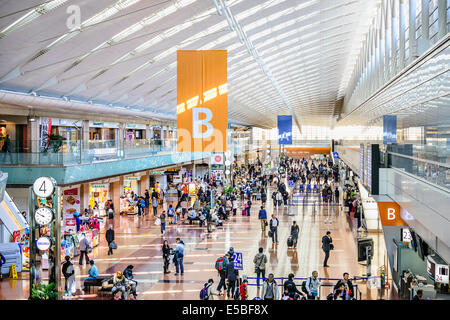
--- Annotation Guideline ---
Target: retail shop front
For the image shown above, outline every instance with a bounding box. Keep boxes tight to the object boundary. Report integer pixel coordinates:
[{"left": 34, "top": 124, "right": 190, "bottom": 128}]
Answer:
[
  {"left": 120, "top": 176, "right": 141, "bottom": 215},
  {"left": 89, "top": 183, "right": 110, "bottom": 217}
]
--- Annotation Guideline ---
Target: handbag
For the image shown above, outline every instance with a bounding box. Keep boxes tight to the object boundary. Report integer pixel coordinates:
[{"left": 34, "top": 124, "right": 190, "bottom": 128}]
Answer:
[
  {"left": 155, "top": 218, "right": 161, "bottom": 225},
  {"left": 87, "top": 246, "right": 93, "bottom": 253},
  {"left": 268, "top": 230, "right": 273, "bottom": 238},
  {"left": 255, "top": 254, "right": 264, "bottom": 273},
  {"left": 330, "top": 243, "right": 334, "bottom": 250},
  {"left": 109, "top": 241, "right": 117, "bottom": 249}
]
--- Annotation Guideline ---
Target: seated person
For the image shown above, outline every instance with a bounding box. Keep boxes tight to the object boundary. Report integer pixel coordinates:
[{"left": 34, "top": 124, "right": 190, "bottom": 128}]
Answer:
[
  {"left": 187, "top": 208, "right": 198, "bottom": 222},
  {"left": 123, "top": 265, "right": 137, "bottom": 295},
  {"left": 83, "top": 260, "right": 99, "bottom": 291},
  {"left": 111, "top": 271, "right": 130, "bottom": 299}
]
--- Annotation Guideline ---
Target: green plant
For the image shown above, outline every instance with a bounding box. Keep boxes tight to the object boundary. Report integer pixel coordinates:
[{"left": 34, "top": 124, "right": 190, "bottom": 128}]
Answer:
[
  {"left": 223, "top": 185, "right": 235, "bottom": 195},
  {"left": 30, "top": 282, "right": 59, "bottom": 300},
  {"left": 42, "top": 133, "right": 65, "bottom": 153}
]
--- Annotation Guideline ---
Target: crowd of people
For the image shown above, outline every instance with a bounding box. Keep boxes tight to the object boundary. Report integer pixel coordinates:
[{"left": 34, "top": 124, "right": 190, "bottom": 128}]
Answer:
[{"left": 57, "top": 152, "right": 364, "bottom": 300}]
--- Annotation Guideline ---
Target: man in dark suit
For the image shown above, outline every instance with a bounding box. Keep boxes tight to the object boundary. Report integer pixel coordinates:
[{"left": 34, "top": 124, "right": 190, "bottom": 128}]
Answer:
[
  {"left": 106, "top": 225, "right": 115, "bottom": 255},
  {"left": 322, "top": 231, "right": 333, "bottom": 267}
]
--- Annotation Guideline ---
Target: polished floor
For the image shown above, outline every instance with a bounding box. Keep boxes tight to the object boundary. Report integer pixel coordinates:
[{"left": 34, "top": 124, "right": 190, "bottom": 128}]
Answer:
[{"left": 0, "top": 184, "right": 399, "bottom": 300}]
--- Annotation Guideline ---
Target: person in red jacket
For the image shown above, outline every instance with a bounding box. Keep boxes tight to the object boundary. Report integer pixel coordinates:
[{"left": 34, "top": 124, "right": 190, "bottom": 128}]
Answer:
[{"left": 239, "top": 279, "right": 248, "bottom": 300}]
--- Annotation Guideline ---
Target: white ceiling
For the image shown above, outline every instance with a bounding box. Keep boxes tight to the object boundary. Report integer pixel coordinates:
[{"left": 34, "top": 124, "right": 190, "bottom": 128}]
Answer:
[{"left": 0, "top": 0, "right": 380, "bottom": 128}]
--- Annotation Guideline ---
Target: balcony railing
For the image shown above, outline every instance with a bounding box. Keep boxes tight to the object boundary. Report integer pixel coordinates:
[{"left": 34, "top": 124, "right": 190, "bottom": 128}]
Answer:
[{"left": 0, "top": 139, "right": 176, "bottom": 166}]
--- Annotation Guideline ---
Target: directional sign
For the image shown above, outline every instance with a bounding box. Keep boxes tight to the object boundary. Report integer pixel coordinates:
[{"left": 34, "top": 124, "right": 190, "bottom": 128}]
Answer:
[{"left": 233, "top": 252, "right": 243, "bottom": 270}]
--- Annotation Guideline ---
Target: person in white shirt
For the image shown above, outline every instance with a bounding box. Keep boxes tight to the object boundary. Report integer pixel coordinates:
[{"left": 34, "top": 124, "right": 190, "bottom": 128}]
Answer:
[{"left": 269, "top": 214, "right": 279, "bottom": 243}]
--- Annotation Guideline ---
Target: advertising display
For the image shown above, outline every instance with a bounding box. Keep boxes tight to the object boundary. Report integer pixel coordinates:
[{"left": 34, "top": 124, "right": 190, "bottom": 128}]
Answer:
[
  {"left": 277, "top": 115, "right": 293, "bottom": 145},
  {"left": 383, "top": 115, "right": 397, "bottom": 144},
  {"left": 62, "top": 187, "right": 80, "bottom": 234},
  {"left": 13, "top": 228, "right": 30, "bottom": 271},
  {"left": 177, "top": 50, "right": 228, "bottom": 153}
]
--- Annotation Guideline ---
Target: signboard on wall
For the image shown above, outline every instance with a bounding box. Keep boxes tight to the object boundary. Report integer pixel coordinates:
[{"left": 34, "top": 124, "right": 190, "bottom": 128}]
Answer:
[
  {"left": 383, "top": 115, "right": 397, "bottom": 144},
  {"left": 63, "top": 187, "right": 80, "bottom": 234},
  {"left": 177, "top": 50, "right": 228, "bottom": 153},
  {"left": 277, "top": 115, "right": 293, "bottom": 145}
]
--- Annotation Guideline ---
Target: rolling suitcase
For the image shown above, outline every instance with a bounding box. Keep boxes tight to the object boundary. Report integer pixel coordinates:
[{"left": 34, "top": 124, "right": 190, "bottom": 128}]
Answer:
[
  {"left": 242, "top": 209, "right": 247, "bottom": 216},
  {"left": 287, "top": 236, "right": 294, "bottom": 247}
]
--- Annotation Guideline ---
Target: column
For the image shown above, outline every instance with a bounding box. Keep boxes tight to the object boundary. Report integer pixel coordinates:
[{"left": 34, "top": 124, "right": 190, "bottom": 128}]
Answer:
[
  {"left": 398, "top": 0, "right": 406, "bottom": 70},
  {"left": 27, "top": 116, "right": 40, "bottom": 153},
  {"left": 81, "top": 120, "right": 89, "bottom": 152},
  {"left": 408, "top": 0, "right": 418, "bottom": 62},
  {"left": 193, "top": 163, "right": 196, "bottom": 181},
  {"left": 437, "top": 0, "right": 447, "bottom": 40},
  {"left": 118, "top": 123, "right": 125, "bottom": 158},
  {"left": 80, "top": 183, "right": 90, "bottom": 211},
  {"left": 110, "top": 180, "right": 121, "bottom": 215}
]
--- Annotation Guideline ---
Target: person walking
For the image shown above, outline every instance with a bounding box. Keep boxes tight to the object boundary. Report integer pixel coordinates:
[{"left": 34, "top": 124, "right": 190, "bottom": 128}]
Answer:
[
  {"left": 262, "top": 273, "right": 279, "bottom": 300},
  {"left": 253, "top": 247, "right": 267, "bottom": 287},
  {"left": 322, "top": 231, "right": 333, "bottom": 267},
  {"left": 216, "top": 253, "right": 229, "bottom": 294},
  {"left": 174, "top": 238, "right": 184, "bottom": 276},
  {"left": 284, "top": 273, "right": 306, "bottom": 299},
  {"left": 205, "top": 278, "right": 221, "bottom": 300},
  {"left": 151, "top": 196, "right": 158, "bottom": 217},
  {"left": 162, "top": 240, "right": 171, "bottom": 274},
  {"left": 225, "top": 256, "right": 237, "bottom": 299},
  {"left": 305, "top": 271, "right": 321, "bottom": 300},
  {"left": 290, "top": 221, "right": 299, "bottom": 248},
  {"left": 106, "top": 225, "right": 115, "bottom": 255},
  {"left": 62, "top": 256, "right": 75, "bottom": 296},
  {"left": 78, "top": 233, "right": 90, "bottom": 265},
  {"left": 258, "top": 206, "right": 267, "bottom": 231},
  {"left": 160, "top": 211, "right": 166, "bottom": 235},
  {"left": 269, "top": 214, "right": 279, "bottom": 243}
]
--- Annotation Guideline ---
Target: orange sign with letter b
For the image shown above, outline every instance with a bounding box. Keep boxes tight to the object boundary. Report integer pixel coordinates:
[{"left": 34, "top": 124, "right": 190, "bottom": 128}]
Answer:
[
  {"left": 377, "top": 202, "right": 408, "bottom": 227},
  {"left": 177, "top": 50, "right": 228, "bottom": 153}
]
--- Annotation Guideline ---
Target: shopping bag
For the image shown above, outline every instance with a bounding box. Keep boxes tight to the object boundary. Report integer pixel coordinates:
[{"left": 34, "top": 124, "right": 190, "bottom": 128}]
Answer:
[
  {"left": 155, "top": 218, "right": 161, "bottom": 225},
  {"left": 109, "top": 241, "right": 117, "bottom": 249}
]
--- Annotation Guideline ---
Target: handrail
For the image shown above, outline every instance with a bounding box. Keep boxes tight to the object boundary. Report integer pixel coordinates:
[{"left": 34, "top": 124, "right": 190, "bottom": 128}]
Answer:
[{"left": 388, "top": 151, "right": 450, "bottom": 169}]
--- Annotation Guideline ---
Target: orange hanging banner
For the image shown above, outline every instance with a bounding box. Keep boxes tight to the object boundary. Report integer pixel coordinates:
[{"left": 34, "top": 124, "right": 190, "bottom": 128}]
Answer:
[
  {"left": 377, "top": 202, "right": 408, "bottom": 227},
  {"left": 177, "top": 50, "right": 228, "bottom": 153}
]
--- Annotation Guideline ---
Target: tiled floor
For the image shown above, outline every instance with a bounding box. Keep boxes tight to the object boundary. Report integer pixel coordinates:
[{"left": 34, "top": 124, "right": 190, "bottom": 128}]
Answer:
[{"left": 0, "top": 184, "right": 400, "bottom": 300}]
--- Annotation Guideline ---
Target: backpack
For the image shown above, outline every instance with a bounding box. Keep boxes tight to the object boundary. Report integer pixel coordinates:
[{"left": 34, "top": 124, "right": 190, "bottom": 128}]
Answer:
[
  {"left": 215, "top": 257, "right": 226, "bottom": 271},
  {"left": 200, "top": 284, "right": 210, "bottom": 300},
  {"left": 327, "top": 293, "right": 334, "bottom": 301}
]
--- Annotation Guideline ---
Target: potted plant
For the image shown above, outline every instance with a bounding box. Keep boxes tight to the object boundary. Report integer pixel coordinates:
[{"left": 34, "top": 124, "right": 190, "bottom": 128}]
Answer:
[
  {"left": 42, "top": 133, "right": 65, "bottom": 153},
  {"left": 30, "top": 282, "right": 59, "bottom": 300}
]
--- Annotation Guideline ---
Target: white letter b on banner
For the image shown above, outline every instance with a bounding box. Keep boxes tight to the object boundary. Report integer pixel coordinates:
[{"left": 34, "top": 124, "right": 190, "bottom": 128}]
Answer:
[
  {"left": 193, "top": 108, "right": 213, "bottom": 138},
  {"left": 387, "top": 208, "right": 396, "bottom": 220}
]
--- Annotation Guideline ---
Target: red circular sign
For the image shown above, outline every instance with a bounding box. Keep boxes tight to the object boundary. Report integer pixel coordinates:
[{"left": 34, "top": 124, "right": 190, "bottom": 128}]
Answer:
[{"left": 215, "top": 155, "right": 222, "bottom": 162}]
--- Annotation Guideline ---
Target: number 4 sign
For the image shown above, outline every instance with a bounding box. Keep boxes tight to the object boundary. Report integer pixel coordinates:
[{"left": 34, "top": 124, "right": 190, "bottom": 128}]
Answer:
[{"left": 33, "top": 177, "right": 55, "bottom": 198}]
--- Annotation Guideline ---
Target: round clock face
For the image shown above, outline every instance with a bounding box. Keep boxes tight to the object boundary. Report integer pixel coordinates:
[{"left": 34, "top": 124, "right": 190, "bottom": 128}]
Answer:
[
  {"left": 35, "top": 207, "right": 53, "bottom": 226},
  {"left": 33, "top": 177, "right": 54, "bottom": 198},
  {"left": 36, "top": 236, "right": 51, "bottom": 251}
]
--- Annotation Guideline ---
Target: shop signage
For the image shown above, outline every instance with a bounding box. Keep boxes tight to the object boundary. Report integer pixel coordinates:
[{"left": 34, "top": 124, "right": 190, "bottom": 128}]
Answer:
[
  {"left": 211, "top": 153, "right": 224, "bottom": 165},
  {"left": 126, "top": 177, "right": 141, "bottom": 181},
  {"left": 177, "top": 50, "right": 228, "bottom": 153},
  {"left": 91, "top": 184, "right": 108, "bottom": 188},
  {"left": 150, "top": 171, "right": 165, "bottom": 175},
  {"left": 164, "top": 171, "right": 179, "bottom": 175}
]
